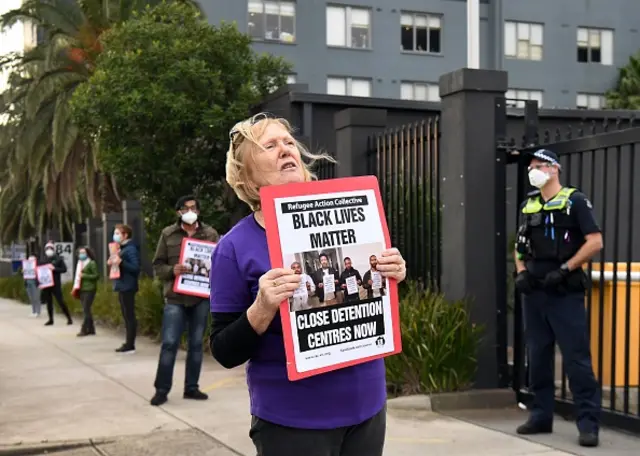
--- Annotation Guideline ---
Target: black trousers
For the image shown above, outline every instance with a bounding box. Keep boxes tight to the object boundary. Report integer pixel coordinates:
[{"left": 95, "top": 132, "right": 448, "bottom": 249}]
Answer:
[
  {"left": 523, "top": 290, "right": 601, "bottom": 433},
  {"left": 80, "top": 290, "right": 97, "bottom": 333},
  {"left": 42, "top": 285, "right": 71, "bottom": 322},
  {"left": 118, "top": 291, "right": 137, "bottom": 347},
  {"left": 250, "top": 406, "right": 386, "bottom": 456}
]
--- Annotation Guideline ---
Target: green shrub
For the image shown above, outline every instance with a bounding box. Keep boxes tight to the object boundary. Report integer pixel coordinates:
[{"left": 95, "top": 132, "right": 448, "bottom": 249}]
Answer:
[
  {"left": 0, "top": 274, "right": 211, "bottom": 347},
  {"left": 385, "top": 281, "right": 484, "bottom": 396},
  {"left": 0, "top": 274, "right": 29, "bottom": 302}
]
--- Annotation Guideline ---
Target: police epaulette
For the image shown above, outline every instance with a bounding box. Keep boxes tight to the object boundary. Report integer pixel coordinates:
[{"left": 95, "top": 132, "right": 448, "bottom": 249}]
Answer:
[{"left": 526, "top": 189, "right": 541, "bottom": 197}]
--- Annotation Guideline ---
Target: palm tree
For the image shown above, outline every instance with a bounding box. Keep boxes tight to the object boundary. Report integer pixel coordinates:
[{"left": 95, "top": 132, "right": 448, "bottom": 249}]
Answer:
[{"left": 0, "top": 0, "right": 203, "bottom": 241}]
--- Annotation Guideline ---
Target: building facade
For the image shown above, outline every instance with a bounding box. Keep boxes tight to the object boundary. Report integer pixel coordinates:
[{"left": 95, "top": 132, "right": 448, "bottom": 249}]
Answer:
[{"left": 199, "top": 0, "right": 639, "bottom": 109}]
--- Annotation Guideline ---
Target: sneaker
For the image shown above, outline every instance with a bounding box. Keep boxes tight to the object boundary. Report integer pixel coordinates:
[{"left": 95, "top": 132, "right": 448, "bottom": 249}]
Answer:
[
  {"left": 579, "top": 431, "right": 599, "bottom": 447},
  {"left": 183, "top": 389, "right": 209, "bottom": 401},
  {"left": 29, "top": 312, "right": 38, "bottom": 317},
  {"left": 516, "top": 420, "right": 553, "bottom": 435},
  {"left": 44, "top": 320, "right": 53, "bottom": 326},
  {"left": 150, "top": 392, "right": 168, "bottom": 406},
  {"left": 115, "top": 344, "right": 135, "bottom": 354}
]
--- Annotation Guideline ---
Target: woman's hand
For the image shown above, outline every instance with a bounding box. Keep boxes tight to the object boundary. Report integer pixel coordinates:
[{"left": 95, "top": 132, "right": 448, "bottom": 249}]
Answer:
[
  {"left": 376, "top": 248, "right": 407, "bottom": 283},
  {"left": 257, "top": 268, "right": 302, "bottom": 311}
]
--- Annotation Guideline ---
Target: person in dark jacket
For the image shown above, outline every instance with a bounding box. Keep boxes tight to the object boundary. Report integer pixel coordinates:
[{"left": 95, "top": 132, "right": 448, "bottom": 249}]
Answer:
[
  {"left": 77, "top": 246, "right": 99, "bottom": 337},
  {"left": 41, "top": 241, "right": 73, "bottom": 326},
  {"left": 149, "top": 195, "right": 219, "bottom": 406},
  {"left": 339, "top": 257, "right": 363, "bottom": 302},
  {"left": 108, "top": 224, "right": 141, "bottom": 354}
]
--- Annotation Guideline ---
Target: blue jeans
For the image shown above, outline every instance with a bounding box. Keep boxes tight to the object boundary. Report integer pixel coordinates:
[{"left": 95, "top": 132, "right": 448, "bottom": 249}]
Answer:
[
  {"left": 25, "top": 280, "right": 40, "bottom": 314},
  {"left": 153, "top": 299, "right": 210, "bottom": 394}
]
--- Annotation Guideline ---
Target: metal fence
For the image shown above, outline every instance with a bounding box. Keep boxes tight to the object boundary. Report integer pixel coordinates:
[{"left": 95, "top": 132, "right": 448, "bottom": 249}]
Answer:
[
  {"left": 507, "top": 116, "right": 640, "bottom": 434},
  {"left": 365, "top": 118, "right": 442, "bottom": 291}
]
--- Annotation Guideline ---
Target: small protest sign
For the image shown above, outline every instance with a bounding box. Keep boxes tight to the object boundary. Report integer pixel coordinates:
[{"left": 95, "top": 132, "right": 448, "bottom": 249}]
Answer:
[
  {"left": 260, "top": 175, "right": 402, "bottom": 381},
  {"left": 172, "top": 238, "right": 216, "bottom": 298},
  {"left": 36, "top": 265, "right": 54, "bottom": 289},
  {"left": 108, "top": 242, "right": 120, "bottom": 280},
  {"left": 22, "top": 258, "right": 37, "bottom": 280}
]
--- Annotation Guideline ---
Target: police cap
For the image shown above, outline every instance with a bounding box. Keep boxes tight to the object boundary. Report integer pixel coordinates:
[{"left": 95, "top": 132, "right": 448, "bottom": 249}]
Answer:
[{"left": 525, "top": 148, "right": 562, "bottom": 169}]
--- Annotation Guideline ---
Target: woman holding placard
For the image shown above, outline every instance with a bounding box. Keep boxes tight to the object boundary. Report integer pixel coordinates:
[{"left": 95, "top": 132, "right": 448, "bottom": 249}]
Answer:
[
  {"left": 41, "top": 241, "right": 73, "bottom": 326},
  {"left": 209, "top": 113, "right": 407, "bottom": 456},
  {"left": 22, "top": 255, "right": 40, "bottom": 317},
  {"left": 76, "top": 247, "right": 99, "bottom": 337}
]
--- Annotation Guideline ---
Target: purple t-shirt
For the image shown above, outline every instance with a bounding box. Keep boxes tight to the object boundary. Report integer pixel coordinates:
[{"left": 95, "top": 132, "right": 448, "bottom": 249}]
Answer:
[{"left": 209, "top": 214, "right": 386, "bottom": 430}]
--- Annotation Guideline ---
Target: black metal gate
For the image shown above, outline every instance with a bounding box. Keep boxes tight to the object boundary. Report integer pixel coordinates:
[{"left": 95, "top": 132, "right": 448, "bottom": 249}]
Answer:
[{"left": 499, "top": 100, "right": 640, "bottom": 434}]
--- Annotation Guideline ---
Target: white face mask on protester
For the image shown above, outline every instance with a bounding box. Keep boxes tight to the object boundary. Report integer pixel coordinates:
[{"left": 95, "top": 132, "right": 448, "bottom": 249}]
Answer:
[
  {"left": 181, "top": 210, "right": 198, "bottom": 225},
  {"left": 45, "top": 249, "right": 54, "bottom": 257},
  {"left": 528, "top": 168, "right": 551, "bottom": 189}
]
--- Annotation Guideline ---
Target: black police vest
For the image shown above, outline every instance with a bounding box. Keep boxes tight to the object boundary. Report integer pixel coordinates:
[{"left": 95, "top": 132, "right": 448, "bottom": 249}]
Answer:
[{"left": 521, "top": 187, "right": 584, "bottom": 262}]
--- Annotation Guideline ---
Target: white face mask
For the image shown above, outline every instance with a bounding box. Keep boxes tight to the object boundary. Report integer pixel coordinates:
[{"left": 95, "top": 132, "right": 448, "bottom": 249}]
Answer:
[
  {"left": 528, "top": 168, "right": 550, "bottom": 188},
  {"left": 45, "top": 249, "right": 54, "bottom": 257},
  {"left": 181, "top": 210, "right": 198, "bottom": 225}
]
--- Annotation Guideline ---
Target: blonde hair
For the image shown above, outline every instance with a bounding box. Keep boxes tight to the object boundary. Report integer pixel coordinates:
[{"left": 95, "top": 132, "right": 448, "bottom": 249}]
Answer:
[{"left": 225, "top": 112, "right": 336, "bottom": 211}]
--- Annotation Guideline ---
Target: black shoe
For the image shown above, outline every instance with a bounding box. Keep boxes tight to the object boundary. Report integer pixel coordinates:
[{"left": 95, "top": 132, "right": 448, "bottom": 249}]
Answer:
[
  {"left": 579, "top": 431, "right": 599, "bottom": 447},
  {"left": 516, "top": 421, "right": 553, "bottom": 435},
  {"left": 115, "top": 344, "right": 135, "bottom": 354},
  {"left": 184, "top": 389, "right": 208, "bottom": 401},
  {"left": 44, "top": 320, "right": 53, "bottom": 326},
  {"left": 67, "top": 318, "right": 73, "bottom": 325},
  {"left": 77, "top": 331, "right": 89, "bottom": 337},
  {"left": 150, "top": 392, "right": 168, "bottom": 406}
]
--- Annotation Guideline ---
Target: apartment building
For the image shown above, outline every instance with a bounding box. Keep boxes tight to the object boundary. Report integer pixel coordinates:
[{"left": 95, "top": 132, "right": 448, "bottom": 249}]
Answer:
[{"left": 200, "top": 0, "right": 640, "bottom": 109}]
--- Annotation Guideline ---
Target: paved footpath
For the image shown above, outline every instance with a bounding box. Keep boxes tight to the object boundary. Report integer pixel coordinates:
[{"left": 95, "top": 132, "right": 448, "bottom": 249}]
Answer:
[{"left": 0, "top": 298, "right": 635, "bottom": 456}]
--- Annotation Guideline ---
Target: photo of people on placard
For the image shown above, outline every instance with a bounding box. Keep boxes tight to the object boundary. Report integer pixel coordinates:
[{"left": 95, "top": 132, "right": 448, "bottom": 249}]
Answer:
[
  {"left": 285, "top": 242, "right": 386, "bottom": 312},
  {"left": 182, "top": 257, "right": 210, "bottom": 277}
]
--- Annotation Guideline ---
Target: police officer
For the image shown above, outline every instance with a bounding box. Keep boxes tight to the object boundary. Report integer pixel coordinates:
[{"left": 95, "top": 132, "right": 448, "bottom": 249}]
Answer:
[{"left": 514, "top": 149, "right": 603, "bottom": 448}]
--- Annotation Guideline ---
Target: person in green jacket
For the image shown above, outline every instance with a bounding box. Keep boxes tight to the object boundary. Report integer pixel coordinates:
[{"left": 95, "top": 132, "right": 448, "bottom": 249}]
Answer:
[{"left": 77, "top": 246, "right": 99, "bottom": 337}]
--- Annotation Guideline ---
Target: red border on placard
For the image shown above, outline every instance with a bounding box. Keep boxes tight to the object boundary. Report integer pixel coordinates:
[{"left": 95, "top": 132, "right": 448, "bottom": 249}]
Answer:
[
  {"left": 260, "top": 175, "right": 402, "bottom": 381},
  {"left": 172, "top": 237, "right": 217, "bottom": 299}
]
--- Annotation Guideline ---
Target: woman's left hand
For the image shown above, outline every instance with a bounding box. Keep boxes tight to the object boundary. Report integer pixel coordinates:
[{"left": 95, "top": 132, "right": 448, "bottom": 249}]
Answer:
[{"left": 377, "top": 248, "right": 407, "bottom": 283}]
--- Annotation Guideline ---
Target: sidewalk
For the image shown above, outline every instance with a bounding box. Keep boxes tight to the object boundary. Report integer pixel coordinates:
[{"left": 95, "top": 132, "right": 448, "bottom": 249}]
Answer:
[{"left": 0, "top": 297, "right": 611, "bottom": 455}]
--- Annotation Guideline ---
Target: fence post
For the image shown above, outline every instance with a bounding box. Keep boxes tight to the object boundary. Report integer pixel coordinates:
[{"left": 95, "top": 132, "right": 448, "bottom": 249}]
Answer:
[
  {"left": 102, "top": 212, "right": 122, "bottom": 277},
  {"left": 334, "top": 108, "right": 387, "bottom": 178},
  {"left": 86, "top": 217, "right": 104, "bottom": 276},
  {"left": 122, "top": 199, "right": 152, "bottom": 277},
  {"left": 439, "top": 68, "right": 508, "bottom": 389}
]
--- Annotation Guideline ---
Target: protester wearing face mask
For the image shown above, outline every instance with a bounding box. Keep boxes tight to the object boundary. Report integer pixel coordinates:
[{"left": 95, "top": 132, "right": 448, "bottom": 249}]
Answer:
[
  {"left": 108, "top": 224, "right": 141, "bottom": 353},
  {"left": 22, "top": 255, "right": 40, "bottom": 317},
  {"left": 76, "top": 247, "right": 99, "bottom": 337},
  {"left": 513, "top": 149, "right": 603, "bottom": 448},
  {"left": 149, "top": 195, "right": 219, "bottom": 406},
  {"left": 41, "top": 241, "right": 72, "bottom": 326}
]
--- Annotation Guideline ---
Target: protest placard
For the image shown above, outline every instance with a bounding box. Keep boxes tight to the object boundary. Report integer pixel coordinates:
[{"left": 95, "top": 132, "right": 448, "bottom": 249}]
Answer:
[
  {"left": 71, "top": 261, "right": 83, "bottom": 299},
  {"left": 108, "top": 242, "right": 120, "bottom": 280},
  {"left": 22, "top": 258, "right": 37, "bottom": 280},
  {"left": 172, "top": 238, "right": 216, "bottom": 298},
  {"left": 260, "top": 175, "right": 401, "bottom": 381},
  {"left": 36, "top": 265, "right": 54, "bottom": 289}
]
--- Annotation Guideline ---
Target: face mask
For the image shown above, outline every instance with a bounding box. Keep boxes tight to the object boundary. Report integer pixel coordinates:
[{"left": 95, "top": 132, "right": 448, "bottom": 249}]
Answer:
[
  {"left": 181, "top": 210, "right": 198, "bottom": 225},
  {"left": 528, "top": 168, "right": 550, "bottom": 188},
  {"left": 79, "top": 253, "right": 87, "bottom": 261},
  {"left": 45, "top": 249, "right": 54, "bottom": 257},
  {"left": 113, "top": 234, "right": 122, "bottom": 244}
]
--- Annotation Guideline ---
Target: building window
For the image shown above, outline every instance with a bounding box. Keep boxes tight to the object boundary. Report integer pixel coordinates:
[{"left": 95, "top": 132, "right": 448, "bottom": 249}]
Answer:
[
  {"left": 326, "top": 5, "right": 371, "bottom": 49},
  {"left": 400, "top": 12, "right": 441, "bottom": 53},
  {"left": 577, "top": 27, "right": 613, "bottom": 65},
  {"left": 286, "top": 74, "right": 297, "bottom": 84},
  {"left": 577, "top": 93, "right": 606, "bottom": 109},
  {"left": 327, "top": 76, "right": 372, "bottom": 97},
  {"left": 504, "top": 21, "right": 543, "bottom": 61},
  {"left": 248, "top": 0, "right": 296, "bottom": 43},
  {"left": 400, "top": 81, "right": 440, "bottom": 102},
  {"left": 506, "top": 89, "right": 543, "bottom": 108}
]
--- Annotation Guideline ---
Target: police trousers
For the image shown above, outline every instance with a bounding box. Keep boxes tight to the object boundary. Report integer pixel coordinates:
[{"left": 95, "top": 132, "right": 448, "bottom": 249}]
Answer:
[{"left": 523, "top": 290, "right": 601, "bottom": 432}]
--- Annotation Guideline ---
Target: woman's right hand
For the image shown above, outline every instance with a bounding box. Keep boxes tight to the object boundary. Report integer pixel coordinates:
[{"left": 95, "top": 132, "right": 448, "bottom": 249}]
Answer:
[{"left": 257, "top": 268, "right": 301, "bottom": 311}]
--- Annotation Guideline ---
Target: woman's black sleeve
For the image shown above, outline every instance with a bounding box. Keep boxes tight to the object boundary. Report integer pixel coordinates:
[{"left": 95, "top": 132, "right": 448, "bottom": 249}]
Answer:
[{"left": 209, "top": 311, "right": 262, "bottom": 369}]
